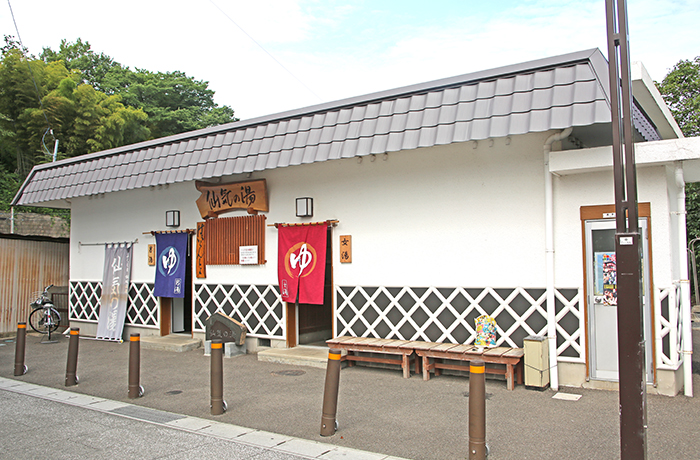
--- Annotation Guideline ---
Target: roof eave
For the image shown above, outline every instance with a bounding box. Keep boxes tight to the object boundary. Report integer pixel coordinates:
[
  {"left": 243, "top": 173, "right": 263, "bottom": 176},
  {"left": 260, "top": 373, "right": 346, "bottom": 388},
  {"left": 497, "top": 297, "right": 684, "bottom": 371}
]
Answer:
[{"left": 23, "top": 48, "right": 611, "bottom": 175}]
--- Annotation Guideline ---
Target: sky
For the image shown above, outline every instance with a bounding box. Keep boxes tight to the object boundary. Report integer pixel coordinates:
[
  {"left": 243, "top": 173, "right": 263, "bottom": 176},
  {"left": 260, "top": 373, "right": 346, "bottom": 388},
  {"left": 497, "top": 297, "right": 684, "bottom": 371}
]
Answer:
[{"left": 2, "top": 0, "right": 700, "bottom": 121}]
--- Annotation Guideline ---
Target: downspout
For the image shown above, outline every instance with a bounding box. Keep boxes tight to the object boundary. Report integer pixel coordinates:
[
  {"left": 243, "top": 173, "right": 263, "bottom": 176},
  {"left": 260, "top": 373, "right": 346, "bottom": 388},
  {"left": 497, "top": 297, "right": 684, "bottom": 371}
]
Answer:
[
  {"left": 544, "top": 127, "right": 572, "bottom": 392},
  {"left": 675, "top": 163, "right": 693, "bottom": 397}
]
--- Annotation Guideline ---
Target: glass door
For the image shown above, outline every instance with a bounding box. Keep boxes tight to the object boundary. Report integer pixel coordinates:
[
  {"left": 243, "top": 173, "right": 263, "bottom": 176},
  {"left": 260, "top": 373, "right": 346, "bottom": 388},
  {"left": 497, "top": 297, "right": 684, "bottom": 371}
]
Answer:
[{"left": 585, "top": 219, "right": 653, "bottom": 382}]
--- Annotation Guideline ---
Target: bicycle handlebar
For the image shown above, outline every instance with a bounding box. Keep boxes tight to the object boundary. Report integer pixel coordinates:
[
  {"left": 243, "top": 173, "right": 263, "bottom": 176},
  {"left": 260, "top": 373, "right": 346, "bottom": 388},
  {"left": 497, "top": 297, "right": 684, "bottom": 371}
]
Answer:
[{"left": 32, "top": 285, "right": 54, "bottom": 307}]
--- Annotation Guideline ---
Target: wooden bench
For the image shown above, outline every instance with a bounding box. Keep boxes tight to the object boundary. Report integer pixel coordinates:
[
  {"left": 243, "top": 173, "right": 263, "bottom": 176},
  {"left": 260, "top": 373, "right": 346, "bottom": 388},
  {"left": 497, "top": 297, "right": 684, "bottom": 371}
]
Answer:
[
  {"left": 326, "top": 336, "right": 420, "bottom": 378},
  {"left": 414, "top": 342, "right": 524, "bottom": 390}
]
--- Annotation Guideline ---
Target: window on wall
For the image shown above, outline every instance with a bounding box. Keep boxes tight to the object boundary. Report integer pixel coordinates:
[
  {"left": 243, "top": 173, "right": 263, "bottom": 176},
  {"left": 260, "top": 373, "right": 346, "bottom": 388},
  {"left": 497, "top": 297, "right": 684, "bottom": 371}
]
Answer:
[{"left": 204, "top": 215, "right": 266, "bottom": 265}]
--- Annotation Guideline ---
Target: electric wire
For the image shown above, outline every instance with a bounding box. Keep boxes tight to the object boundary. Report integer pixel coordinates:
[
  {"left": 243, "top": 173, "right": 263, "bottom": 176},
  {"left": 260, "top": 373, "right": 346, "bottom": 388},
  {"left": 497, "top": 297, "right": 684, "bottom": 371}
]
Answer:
[
  {"left": 6, "top": 0, "right": 56, "bottom": 156},
  {"left": 207, "top": 0, "right": 323, "bottom": 103}
]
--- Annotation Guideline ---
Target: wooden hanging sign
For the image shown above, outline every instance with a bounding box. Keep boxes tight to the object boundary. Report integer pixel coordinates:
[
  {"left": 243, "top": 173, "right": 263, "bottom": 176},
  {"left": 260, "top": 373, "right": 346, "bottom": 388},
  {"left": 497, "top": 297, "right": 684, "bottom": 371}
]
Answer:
[
  {"left": 195, "top": 179, "right": 269, "bottom": 219},
  {"left": 340, "top": 235, "right": 352, "bottom": 263},
  {"left": 196, "top": 222, "right": 206, "bottom": 278},
  {"left": 148, "top": 244, "right": 156, "bottom": 266}
]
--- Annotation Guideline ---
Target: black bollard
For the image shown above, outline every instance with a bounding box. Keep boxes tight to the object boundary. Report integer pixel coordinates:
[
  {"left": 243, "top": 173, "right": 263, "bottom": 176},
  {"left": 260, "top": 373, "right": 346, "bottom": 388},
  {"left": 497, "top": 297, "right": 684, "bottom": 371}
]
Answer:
[
  {"left": 320, "top": 348, "right": 342, "bottom": 436},
  {"left": 14, "top": 322, "right": 27, "bottom": 376},
  {"left": 65, "top": 328, "right": 80, "bottom": 386},
  {"left": 469, "top": 359, "right": 487, "bottom": 460},
  {"left": 210, "top": 339, "right": 226, "bottom": 415},
  {"left": 128, "top": 333, "right": 143, "bottom": 398}
]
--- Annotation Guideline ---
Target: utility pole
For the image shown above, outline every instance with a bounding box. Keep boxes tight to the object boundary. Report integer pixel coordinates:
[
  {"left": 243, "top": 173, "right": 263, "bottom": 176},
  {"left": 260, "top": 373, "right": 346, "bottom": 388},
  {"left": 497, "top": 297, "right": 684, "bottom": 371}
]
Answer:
[{"left": 605, "top": 1, "right": 647, "bottom": 459}]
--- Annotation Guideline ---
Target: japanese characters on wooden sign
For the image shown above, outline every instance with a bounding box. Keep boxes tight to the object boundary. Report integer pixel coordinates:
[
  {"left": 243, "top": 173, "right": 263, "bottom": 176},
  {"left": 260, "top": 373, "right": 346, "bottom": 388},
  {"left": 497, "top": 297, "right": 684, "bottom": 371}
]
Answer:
[
  {"left": 195, "top": 179, "right": 269, "bottom": 219},
  {"left": 148, "top": 244, "right": 156, "bottom": 266},
  {"left": 340, "top": 235, "right": 352, "bottom": 263},
  {"left": 196, "top": 222, "right": 206, "bottom": 278}
]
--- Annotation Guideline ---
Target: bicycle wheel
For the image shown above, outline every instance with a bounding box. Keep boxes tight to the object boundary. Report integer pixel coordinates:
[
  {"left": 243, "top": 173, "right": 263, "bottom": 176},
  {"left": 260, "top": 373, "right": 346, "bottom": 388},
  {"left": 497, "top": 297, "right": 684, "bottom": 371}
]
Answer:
[
  {"left": 28, "top": 308, "right": 48, "bottom": 334},
  {"left": 46, "top": 308, "right": 61, "bottom": 333}
]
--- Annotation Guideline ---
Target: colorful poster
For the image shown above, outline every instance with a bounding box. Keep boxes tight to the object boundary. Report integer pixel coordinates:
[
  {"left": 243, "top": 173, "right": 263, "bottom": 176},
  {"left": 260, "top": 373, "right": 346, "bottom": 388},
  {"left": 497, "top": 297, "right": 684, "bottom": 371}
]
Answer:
[
  {"left": 278, "top": 224, "right": 327, "bottom": 305},
  {"left": 594, "top": 252, "right": 617, "bottom": 306},
  {"left": 96, "top": 243, "right": 133, "bottom": 341},
  {"left": 154, "top": 232, "right": 188, "bottom": 298}
]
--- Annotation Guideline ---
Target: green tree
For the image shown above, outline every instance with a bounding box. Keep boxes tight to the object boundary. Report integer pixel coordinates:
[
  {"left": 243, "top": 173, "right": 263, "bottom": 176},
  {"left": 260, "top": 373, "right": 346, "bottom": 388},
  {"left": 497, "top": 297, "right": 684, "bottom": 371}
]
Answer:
[
  {"left": 657, "top": 57, "right": 700, "bottom": 137},
  {"left": 41, "top": 38, "right": 119, "bottom": 92},
  {"left": 0, "top": 44, "right": 150, "bottom": 172},
  {"left": 1, "top": 36, "right": 237, "bottom": 217},
  {"left": 100, "top": 67, "right": 237, "bottom": 138},
  {"left": 43, "top": 39, "right": 238, "bottom": 139}
]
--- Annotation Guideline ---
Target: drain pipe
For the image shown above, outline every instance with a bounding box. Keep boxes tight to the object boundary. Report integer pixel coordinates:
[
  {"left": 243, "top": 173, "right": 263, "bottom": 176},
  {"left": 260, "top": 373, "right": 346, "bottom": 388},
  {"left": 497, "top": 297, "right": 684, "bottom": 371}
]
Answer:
[
  {"left": 544, "top": 127, "right": 572, "bottom": 392},
  {"left": 675, "top": 163, "right": 693, "bottom": 397}
]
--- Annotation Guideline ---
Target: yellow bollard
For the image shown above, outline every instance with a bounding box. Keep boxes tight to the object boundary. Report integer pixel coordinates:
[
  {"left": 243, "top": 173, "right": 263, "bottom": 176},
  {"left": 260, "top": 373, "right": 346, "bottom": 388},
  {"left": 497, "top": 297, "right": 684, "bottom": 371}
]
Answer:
[
  {"left": 320, "top": 348, "right": 342, "bottom": 436},
  {"left": 210, "top": 339, "right": 226, "bottom": 415},
  {"left": 14, "top": 323, "right": 27, "bottom": 376},
  {"left": 128, "top": 334, "right": 144, "bottom": 398},
  {"left": 65, "top": 328, "right": 80, "bottom": 386},
  {"left": 469, "top": 359, "right": 487, "bottom": 460}
]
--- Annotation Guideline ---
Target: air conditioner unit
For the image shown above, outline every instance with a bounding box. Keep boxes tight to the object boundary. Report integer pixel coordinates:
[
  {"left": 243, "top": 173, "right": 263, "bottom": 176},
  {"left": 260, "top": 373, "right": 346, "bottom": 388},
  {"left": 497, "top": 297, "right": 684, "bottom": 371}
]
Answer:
[{"left": 523, "top": 335, "right": 550, "bottom": 390}]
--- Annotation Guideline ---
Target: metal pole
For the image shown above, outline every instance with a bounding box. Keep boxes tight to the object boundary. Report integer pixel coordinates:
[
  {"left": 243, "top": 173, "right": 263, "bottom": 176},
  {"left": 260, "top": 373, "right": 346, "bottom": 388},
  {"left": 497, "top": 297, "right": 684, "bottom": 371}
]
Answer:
[
  {"left": 469, "top": 360, "right": 487, "bottom": 460},
  {"left": 65, "top": 328, "right": 80, "bottom": 386},
  {"left": 128, "top": 333, "right": 143, "bottom": 399},
  {"left": 52, "top": 138, "right": 59, "bottom": 163},
  {"left": 210, "top": 339, "right": 226, "bottom": 415},
  {"left": 605, "top": 1, "right": 647, "bottom": 458},
  {"left": 320, "top": 348, "right": 342, "bottom": 436},
  {"left": 14, "top": 322, "right": 27, "bottom": 376}
]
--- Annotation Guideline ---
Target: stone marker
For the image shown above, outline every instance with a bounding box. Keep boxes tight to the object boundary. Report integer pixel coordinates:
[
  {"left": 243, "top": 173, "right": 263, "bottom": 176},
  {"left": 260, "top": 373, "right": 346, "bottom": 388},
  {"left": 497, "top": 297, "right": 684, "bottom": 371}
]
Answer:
[{"left": 206, "top": 312, "right": 247, "bottom": 346}]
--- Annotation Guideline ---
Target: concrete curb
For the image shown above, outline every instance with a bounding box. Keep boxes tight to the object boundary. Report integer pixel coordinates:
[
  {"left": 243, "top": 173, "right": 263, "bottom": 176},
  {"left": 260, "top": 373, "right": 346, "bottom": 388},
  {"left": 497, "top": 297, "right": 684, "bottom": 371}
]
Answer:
[{"left": 0, "top": 376, "right": 409, "bottom": 460}]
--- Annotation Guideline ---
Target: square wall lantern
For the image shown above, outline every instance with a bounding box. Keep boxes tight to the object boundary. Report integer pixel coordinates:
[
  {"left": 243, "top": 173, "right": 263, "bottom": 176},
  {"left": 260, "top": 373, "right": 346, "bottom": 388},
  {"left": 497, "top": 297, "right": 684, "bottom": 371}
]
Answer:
[
  {"left": 165, "top": 210, "right": 180, "bottom": 227},
  {"left": 296, "top": 197, "right": 313, "bottom": 218}
]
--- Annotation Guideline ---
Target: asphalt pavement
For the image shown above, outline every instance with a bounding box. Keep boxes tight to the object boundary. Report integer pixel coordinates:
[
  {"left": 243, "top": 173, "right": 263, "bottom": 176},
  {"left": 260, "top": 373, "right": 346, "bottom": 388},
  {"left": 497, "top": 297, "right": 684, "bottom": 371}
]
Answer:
[{"left": 2, "top": 331, "right": 700, "bottom": 460}]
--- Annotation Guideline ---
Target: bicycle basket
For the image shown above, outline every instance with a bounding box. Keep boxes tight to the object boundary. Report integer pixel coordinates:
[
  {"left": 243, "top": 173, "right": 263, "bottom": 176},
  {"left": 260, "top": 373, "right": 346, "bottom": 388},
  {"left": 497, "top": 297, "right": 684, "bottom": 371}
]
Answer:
[{"left": 30, "top": 291, "right": 46, "bottom": 305}]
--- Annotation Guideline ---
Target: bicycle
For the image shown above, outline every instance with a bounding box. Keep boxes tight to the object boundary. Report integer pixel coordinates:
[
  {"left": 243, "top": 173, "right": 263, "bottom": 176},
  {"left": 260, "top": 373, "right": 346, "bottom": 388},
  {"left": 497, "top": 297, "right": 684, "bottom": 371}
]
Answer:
[{"left": 28, "top": 285, "right": 61, "bottom": 340}]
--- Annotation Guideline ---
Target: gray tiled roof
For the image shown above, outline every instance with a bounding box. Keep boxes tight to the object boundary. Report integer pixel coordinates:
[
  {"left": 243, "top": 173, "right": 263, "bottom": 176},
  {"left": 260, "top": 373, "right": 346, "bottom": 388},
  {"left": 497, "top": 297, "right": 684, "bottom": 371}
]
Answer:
[{"left": 14, "top": 49, "right": 612, "bottom": 207}]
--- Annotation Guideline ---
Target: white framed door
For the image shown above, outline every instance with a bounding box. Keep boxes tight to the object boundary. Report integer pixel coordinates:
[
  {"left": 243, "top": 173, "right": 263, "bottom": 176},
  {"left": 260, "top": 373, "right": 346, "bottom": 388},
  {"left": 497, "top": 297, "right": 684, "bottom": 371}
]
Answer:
[{"left": 585, "top": 219, "right": 653, "bottom": 382}]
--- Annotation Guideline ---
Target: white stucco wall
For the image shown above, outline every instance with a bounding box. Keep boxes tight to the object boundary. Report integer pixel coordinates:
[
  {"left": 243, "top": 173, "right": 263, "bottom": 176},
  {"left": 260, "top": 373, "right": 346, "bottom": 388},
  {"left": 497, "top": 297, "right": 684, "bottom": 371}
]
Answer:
[
  {"left": 70, "top": 132, "right": 556, "bottom": 289},
  {"left": 552, "top": 163, "right": 675, "bottom": 289},
  {"left": 69, "top": 130, "right": 679, "bottom": 294}
]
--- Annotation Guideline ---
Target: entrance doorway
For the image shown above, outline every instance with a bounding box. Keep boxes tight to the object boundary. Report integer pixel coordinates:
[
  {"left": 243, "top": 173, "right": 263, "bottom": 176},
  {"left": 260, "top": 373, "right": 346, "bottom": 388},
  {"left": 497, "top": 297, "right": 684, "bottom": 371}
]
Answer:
[
  {"left": 286, "top": 226, "right": 334, "bottom": 347},
  {"left": 159, "top": 234, "right": 193, "bottom": 336},
  {"left": 584, "top": 218, "right": 653, "bottom": 382}
]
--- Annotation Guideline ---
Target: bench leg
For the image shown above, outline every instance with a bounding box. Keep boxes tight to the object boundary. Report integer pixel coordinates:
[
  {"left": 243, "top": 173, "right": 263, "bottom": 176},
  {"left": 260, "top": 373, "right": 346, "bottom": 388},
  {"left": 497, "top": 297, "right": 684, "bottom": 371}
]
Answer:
[
  {"left": 506, "top": 364, "right": 514, "bottom": 390},
  {"left": 347, "top": 351, "right": 356, "bottom": 367},
  {"left": 422, "top": 356, "right": 430, "bottom": 381},
  {"left": 414, "top": 353, "right": 420, "bottom": 375},
  {"left": 402, "top": 354, "right": 410, "bottom": 378},
  {"left": 516, "top": 360, "right": 524, "bottom": 385},
  {"left": 434, "top": 358, "right": 442, "bottom": 377}
]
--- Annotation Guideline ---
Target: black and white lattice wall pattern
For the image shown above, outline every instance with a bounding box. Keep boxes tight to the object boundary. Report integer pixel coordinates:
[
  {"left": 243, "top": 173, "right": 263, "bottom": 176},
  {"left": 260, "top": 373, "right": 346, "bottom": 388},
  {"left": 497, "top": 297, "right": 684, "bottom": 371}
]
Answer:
[
  {"left": 335, "top": 286, "right": 585, "bottom": 361},
  {"left": 194, "top": 284, "right": 284, "bottom": 338},
  {"left": 69, "top": 281, "right": 158, "bottom": 328},
  {"left": 656, "top": 284, "right": 683, "bottom": 370}
]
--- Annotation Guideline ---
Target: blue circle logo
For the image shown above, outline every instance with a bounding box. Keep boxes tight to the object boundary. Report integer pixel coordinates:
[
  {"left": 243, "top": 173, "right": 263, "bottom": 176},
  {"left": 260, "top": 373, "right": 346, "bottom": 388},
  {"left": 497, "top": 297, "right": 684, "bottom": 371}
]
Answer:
[{"left": 158, "top": 246, "right": 181, "bottom": 276}]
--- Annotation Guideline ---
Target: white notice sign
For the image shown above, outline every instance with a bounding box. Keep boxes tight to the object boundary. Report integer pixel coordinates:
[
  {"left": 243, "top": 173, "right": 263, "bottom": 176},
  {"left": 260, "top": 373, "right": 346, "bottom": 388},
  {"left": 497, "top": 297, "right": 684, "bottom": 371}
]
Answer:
[{"left": 239, "top": 245, "right": 258, "bottom": 265}]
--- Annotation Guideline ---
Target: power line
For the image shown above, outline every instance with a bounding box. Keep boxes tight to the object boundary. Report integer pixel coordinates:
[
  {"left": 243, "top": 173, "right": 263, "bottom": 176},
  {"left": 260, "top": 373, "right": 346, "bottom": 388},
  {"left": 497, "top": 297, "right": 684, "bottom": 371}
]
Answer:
[{"left": 207, "top": 0, "right": 323, "bottom": 103}]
